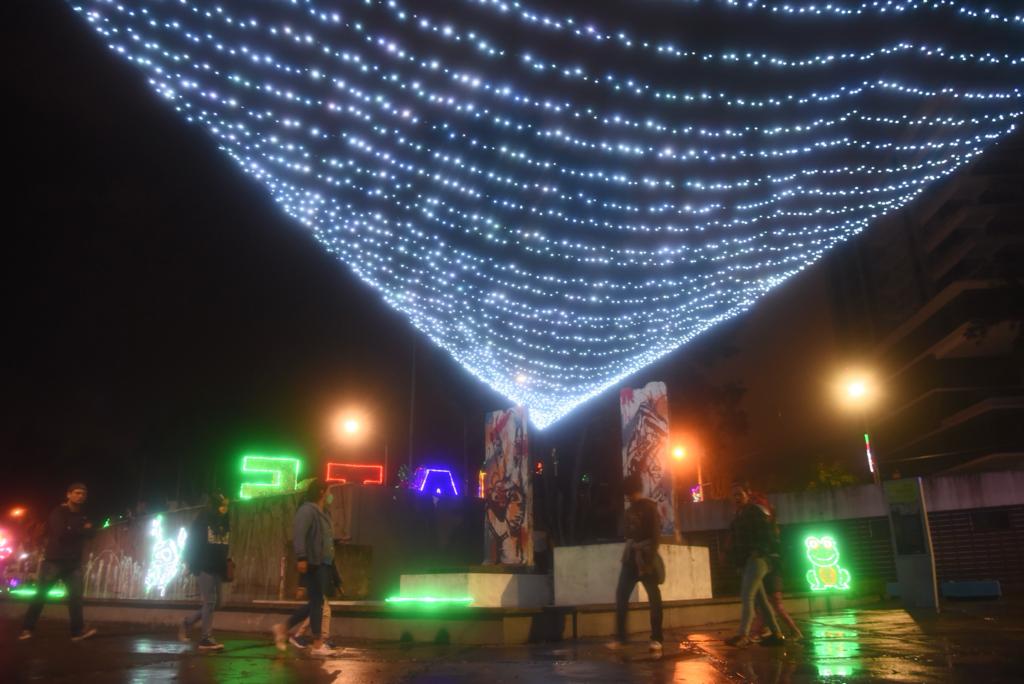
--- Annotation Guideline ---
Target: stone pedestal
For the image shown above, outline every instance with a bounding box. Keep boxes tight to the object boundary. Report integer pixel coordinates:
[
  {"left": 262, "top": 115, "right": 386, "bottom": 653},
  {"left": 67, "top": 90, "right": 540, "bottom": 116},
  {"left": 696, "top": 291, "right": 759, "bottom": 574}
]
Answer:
[
  {"left": 399, "top": 571, "right": 553, "bottom": 608},
  {"left": 554, "top": 543, "right": 712, "bottom": 606}
]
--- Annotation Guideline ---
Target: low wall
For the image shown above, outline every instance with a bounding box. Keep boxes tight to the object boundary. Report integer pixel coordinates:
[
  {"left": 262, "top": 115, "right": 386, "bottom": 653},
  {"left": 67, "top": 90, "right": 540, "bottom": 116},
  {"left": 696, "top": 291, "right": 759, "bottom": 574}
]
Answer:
[
  {"left": 677, "top": 470, "right": 1024, "bottom": 596},
  {"left": 679, "top": 470, "right": 1024, "bottom": 532}
]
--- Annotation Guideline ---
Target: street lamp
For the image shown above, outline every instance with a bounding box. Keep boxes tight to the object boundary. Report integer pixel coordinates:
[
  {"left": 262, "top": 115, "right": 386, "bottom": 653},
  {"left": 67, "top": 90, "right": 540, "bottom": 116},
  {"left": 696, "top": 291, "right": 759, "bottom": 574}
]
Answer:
[
  {"left": 331, "top": 409, "right": 389, "bottom": 486},
  {"left": 672, "top": 444, "right": 703, "bottom": 502},
  {"left": 836, "top": 371, "right": 880, "bottom": 484}
]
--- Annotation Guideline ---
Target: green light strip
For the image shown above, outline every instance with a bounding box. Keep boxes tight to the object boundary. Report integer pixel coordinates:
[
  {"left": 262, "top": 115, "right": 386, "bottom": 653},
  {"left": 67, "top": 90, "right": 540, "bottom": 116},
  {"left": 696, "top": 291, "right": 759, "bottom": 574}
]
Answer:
[
  {"left": 384, "top": 596, "right": 473, "bottom": 605},
  {"left": 9, "top": 586, "right": 67, "bottom": 599}
]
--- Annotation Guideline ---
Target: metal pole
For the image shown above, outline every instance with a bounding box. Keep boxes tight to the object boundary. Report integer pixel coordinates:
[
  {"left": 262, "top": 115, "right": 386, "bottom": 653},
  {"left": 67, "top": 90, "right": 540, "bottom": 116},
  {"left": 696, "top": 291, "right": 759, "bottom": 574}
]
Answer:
[{"left": 697, "top": 455, "right": 704, "bottom": 502}]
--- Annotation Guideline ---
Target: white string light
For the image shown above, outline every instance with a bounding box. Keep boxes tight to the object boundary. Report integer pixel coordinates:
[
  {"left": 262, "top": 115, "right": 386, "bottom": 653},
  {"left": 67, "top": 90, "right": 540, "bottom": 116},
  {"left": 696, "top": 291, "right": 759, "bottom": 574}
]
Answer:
[{"left": 69, "top": 0, "right": 1022, "bottom": 427}]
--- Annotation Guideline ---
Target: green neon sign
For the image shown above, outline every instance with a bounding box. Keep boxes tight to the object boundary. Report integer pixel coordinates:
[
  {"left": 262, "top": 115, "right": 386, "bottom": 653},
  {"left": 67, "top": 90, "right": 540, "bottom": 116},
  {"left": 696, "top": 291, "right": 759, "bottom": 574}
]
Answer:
[
  {"left": 384, "top": 596, "right": 473, "bottom": 606},
  {"left": 805, "top": 535, "right": 851, "bottom": 591},
  {"left": 239, "top": 455, "right": 302, "bottom": 500},
  {"left": 9, "top": 585, "right": 68, "bottom": 599}
]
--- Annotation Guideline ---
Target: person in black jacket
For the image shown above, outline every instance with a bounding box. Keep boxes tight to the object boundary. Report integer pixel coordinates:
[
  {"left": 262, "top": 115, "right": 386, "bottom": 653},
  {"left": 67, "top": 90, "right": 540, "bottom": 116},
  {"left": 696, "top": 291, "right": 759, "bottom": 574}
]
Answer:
[
  {"left": 725, "top": 481, "right": 784, "bottom": 647},
  {"left": 19, "top": 483, "right": 96, "bottom": 641},
  {"left": 179, "top": 492, "right": 231, "bottom": 651},
  {"left": 608, "top": 473, "right": 664, "bottom": 654}
]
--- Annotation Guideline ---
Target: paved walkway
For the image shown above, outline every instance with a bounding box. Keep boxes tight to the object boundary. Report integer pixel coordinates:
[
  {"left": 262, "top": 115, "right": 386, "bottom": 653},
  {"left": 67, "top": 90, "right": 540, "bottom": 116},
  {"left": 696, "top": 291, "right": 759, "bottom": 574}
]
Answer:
[{"left": 4, "top": 601, "right": 1023, "bottom": 682}]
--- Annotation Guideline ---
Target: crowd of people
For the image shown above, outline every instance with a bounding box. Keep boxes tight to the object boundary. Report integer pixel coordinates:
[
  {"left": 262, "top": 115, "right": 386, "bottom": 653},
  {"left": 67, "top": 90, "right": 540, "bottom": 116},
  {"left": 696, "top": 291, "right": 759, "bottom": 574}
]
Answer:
[{"left": 14, "top": 477, "right": 802, "bottom": 654}]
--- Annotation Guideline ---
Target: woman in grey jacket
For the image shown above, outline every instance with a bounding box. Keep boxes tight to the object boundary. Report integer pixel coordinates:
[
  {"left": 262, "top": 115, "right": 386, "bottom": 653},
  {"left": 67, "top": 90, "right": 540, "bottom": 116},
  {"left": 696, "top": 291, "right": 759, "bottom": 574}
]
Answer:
[{"left": 273, "top": 479, "right": 336, "bottom": 656}]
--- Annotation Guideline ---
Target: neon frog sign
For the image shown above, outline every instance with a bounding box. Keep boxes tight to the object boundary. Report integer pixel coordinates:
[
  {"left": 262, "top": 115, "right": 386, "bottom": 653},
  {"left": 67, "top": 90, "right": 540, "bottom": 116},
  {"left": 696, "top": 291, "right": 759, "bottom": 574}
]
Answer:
[{"left": 805, "top": 535, "right": 851, "bottom": 591}]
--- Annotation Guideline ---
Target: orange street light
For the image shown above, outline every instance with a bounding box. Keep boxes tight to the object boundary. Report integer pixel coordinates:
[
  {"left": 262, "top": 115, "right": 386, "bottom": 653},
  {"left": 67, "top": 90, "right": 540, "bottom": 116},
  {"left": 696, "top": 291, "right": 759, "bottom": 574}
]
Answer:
[
  {"left": 9, "top": 507, "right": 26, "bottom": 518},
  {"left": 672, "top": 446, "right": 686, "bottom": 461},
  {"left": 834, "top": 369, "right": 881, "bottom": 485}
]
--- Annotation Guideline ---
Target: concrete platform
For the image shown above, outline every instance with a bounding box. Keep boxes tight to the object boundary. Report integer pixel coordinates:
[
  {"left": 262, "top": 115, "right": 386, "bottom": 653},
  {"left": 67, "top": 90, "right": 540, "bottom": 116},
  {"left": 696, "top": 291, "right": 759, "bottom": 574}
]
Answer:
[
  {"left": 1, "top": 591, "right": 874, "bottom": 645},
  {"left": 399, "top": 571, "right": 553, "bottom": 608},
  {"left": 554, "top": 543, "right": 712, "bottom": 606}
]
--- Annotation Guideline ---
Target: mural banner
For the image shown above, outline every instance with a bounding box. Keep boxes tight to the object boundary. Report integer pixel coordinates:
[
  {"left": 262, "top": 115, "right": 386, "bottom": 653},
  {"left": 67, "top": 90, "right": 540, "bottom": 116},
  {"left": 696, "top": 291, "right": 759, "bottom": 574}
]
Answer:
[
  {"left": 483, "top": 406, "right": 532, "bottom": 565},
  {"left": 621, "top": 381, "right": 674, "bottom": 535}
]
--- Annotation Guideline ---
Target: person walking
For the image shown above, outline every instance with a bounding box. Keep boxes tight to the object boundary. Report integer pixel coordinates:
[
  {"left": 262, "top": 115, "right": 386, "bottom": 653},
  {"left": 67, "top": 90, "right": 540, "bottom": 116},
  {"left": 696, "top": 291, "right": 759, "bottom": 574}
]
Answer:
[
  {"left": 607, "top": 473, "right": 664, "bottom": 654},
  {"left": 179, "top": 492, "right": 231, "bottom": 651},
  {"left": 273, "top": 480, "right": 336, "bottom": 657},
  {"left": 751, "top": 513, "right": 803, "bottom": 641},
  {"left": 19, "top": 483, "right": 97, "bottom": 641},
  {"left": 725, "top": 481, "right": 786, "bottom": 647}
]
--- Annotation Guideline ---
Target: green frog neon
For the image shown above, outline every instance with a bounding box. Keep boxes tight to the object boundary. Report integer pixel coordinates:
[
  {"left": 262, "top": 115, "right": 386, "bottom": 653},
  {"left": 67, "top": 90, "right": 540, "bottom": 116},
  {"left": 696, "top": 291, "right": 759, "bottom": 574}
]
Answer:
[{"left": 805, "top": 535, "right": 851, "bottom": 591}]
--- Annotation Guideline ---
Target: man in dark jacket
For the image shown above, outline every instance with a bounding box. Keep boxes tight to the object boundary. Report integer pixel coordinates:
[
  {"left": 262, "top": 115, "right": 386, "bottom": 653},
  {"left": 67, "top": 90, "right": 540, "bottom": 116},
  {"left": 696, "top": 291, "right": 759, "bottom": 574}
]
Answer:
[
  {"left": 725, "top": 481, "right": 784, "bottom": 647},
  {"left": 19, "top": 483, "right": 96, "bottom": 641},
  {"left": 608, "top": 473, "right": 664, "bottom": 654},
  {"left": 272, "top": 479, "right": 336, "bottom": 656},
  {"left": 179, "top": 492, "right": 231, "bottom": 651}
]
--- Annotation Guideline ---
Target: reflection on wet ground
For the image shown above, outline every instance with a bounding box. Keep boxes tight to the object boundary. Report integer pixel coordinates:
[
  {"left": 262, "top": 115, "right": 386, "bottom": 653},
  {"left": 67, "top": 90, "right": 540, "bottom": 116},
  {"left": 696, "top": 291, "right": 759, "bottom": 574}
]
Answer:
[{"left": 4, "top": 601, "right": 1024, "bottom": 682}]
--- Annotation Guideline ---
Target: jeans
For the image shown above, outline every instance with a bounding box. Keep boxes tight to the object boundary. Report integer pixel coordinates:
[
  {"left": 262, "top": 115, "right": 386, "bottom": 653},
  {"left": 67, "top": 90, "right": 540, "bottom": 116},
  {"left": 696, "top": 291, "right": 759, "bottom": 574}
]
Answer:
[
  {"left": 183, "top": 571, "right": 221, "bottom": 638},
  {"left": 738, "top": 555, "right": 781, "bottom": 637},
  {"left": 286, "top": 564, "right": 329, "bottom": 640},
  {"left": 615, "top": 561, "right": 663, "bottom": 643},
  {"left": 23, "top": 560, "right": 85, "bottom": 636}
]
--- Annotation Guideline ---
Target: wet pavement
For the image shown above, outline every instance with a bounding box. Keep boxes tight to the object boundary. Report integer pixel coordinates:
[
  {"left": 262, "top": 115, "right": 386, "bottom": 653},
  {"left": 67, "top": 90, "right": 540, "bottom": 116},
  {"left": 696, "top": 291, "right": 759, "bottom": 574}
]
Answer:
[{"left": 3, "top": 601, "right": 1023, "bottom": 682}]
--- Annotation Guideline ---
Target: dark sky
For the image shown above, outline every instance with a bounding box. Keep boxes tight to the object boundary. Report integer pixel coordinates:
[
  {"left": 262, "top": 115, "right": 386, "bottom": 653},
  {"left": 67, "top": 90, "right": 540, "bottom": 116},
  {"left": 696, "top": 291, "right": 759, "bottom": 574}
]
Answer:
[{"left": 2, "top": 1, "right": 874, "bottom": 522}]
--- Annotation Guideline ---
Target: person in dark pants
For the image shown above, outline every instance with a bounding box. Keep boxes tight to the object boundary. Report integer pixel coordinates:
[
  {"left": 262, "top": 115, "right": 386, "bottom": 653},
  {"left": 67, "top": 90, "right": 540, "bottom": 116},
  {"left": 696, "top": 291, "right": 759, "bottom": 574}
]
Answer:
[
  {"left": 180, "top": 492, "right": 231, "bottom": 651},
  {"left": 273, "top": 479, "right": 336, "bottom": 657},
  {"left": 608, "top": 473, "right": 664, "bottom": 654},
  {"left": 725, "top": 481, "right": 785, "bottom": 647},
  {"left": 19, "top": 483, "right": 97, "bottom": 641}
]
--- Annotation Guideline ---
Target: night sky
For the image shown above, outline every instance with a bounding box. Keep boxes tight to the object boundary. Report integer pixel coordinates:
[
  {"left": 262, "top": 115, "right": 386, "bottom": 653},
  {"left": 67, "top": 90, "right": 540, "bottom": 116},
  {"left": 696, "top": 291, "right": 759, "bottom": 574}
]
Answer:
[{"left": 3, "top": 1, "right": 878, "bottom": 524}]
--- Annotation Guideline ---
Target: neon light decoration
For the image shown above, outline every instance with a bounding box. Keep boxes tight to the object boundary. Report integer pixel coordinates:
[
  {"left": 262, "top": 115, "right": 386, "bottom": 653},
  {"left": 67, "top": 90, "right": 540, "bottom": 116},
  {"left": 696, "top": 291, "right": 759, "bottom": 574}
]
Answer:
[
  {"left": 143, "top": 514, "right": 188, "bottom": 597},
  {"left": 9, "top": 585, "right": 67, "bottom": 600},
  {"left": 690, "top": 484, "right": 704, "bottom": 503},
  {"left": 239, "top": 455, "right": 302, "bottom": 500},
  {"left": 805, "top": 535, "right": 851, "bottom": 591},
  {"left": 477, "top": 470, "right": 486, "bottom": 500},
  {"left": 863, "top": 433, "right": 876, "bottom": 475},
  {"left": 384, "top": 596, "right": 473, "bottom": 606},
  {"left": 411, "top": 467, "right": 460, "bottom": 497},
  {"left": 325, "top": 462, "right": 384, "bottom": 485},
  {"left": 67, "top": 1, "right": 1024, "bottom": 428}
]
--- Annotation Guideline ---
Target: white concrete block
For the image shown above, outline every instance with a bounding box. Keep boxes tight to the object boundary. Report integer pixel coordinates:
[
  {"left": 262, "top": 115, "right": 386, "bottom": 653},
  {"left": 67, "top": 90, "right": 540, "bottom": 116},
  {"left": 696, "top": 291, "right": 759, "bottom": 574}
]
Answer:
[
  {"left": 554, "top": 544, "right": 712, "bottom": 606},
  {"left": 399, "top": 572, "right": 553, "bottom": 608}
]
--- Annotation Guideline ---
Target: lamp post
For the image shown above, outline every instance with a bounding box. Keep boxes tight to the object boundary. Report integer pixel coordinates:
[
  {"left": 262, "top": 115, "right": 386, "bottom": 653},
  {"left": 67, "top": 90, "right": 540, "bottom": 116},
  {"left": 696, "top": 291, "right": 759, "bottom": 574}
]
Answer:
[
  {"left": 673, "top": 445, "right": 703, "bottom": 502},
  {"left": 837, "top": 372, "right": 880, "bottom": 485}
]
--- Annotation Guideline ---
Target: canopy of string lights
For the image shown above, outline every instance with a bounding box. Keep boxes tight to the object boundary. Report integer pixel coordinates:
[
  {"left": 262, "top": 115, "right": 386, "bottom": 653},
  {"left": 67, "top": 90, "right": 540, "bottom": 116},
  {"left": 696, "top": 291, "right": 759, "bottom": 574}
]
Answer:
[{"left": 69, "top": 0, "right": 1022, "bottom": 427}]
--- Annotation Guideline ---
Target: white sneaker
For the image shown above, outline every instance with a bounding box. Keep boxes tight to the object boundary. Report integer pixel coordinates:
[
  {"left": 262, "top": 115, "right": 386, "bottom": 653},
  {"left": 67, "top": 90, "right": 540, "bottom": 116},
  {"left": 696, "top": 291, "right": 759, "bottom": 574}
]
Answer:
[
  {"left": 18, "top": 630, "right": 32, "bottom": 641},
  {"left": 71, "top": 627, "right": 97, "bottom": 642},
  {"left": 309, "top": 643, "right": 336, "bottom": 657},
  {"left": 605, "top": 640, "right": 624, "bottom": 651},
  {"left": 649, "top": 640, "right": 663, "bottom": 654}
]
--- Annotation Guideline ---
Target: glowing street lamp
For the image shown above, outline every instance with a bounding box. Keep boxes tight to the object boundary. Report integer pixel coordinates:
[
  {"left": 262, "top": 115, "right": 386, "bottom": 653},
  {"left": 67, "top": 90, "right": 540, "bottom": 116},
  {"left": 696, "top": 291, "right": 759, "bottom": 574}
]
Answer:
[
  {"left": 672, "top": 444, "right": 703, "bottom": 502},
  {"left": 331, "top": 408, "right": 389, "bottom": 486},
  {"left": 836, "top": 370, "right": 880, "bottom": 484},
  {"left": 9, "top": 507, "right": 26, "bottom": 519}
]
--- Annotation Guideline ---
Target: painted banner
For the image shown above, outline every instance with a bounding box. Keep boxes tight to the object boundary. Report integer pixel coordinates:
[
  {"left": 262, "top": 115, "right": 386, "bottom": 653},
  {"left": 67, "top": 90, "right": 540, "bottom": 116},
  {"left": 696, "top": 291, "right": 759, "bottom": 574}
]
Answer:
[
  {"left": 621, "top": 381, "right": 674, "bottom": 535},
  {"left": 483, "top": 406, "right": 532, "bottom": 565}
]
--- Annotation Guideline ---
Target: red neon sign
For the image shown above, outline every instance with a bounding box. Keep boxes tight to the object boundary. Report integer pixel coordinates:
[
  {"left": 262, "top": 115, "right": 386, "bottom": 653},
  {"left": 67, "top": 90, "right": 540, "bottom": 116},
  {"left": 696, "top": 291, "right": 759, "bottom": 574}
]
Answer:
[{"left": 325, "top": 462, "right": 384, "bottom": 485}]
